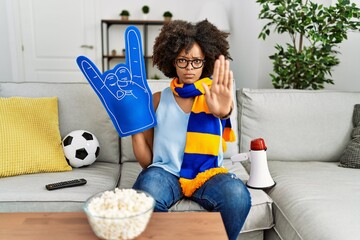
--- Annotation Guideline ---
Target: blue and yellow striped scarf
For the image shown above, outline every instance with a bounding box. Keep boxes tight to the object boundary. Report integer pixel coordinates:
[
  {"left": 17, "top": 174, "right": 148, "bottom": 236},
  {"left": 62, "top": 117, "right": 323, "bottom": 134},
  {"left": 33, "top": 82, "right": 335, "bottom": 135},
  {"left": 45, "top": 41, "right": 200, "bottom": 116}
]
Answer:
[{"left": 170, "top": 77, "right": 235, "bottom": 197}]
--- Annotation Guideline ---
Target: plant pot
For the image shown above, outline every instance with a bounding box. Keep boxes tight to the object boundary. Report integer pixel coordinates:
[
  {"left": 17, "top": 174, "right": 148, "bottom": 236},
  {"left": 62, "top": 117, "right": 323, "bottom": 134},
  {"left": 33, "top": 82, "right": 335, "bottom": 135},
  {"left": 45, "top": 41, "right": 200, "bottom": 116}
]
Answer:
[
  {"left": 121, "top": 16, "right": 129, "bottom": 21},
  {"left": 164, "top": 17, "right": 172, "bottom": 22}
]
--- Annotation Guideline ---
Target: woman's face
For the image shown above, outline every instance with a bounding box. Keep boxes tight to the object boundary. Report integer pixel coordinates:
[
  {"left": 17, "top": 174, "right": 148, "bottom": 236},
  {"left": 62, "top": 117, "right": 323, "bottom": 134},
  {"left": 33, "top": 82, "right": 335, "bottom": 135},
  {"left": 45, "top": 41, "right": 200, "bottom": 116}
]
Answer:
[{"left": 175, "top": 42, "right": 205, "bottom": 84}]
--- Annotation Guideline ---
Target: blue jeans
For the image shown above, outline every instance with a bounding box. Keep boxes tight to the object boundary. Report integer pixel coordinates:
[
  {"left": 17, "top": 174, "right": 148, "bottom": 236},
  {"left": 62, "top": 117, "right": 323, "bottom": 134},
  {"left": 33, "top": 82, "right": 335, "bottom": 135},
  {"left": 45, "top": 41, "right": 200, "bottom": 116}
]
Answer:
[{"left": 133, "top": 167, "right": 251, "bottom": 240}]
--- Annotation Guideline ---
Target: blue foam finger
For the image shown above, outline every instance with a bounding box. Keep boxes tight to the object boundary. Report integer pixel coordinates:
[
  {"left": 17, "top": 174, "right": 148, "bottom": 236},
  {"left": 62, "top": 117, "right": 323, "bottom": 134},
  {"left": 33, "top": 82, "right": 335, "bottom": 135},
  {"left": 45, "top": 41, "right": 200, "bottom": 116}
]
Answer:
[
  {"left": 76, "top": 26, "right": 157, "bottom": 137},
  {"left": 77, "top": 56, "right": 105, "bottom": 92},
  {"left": 126, "top": 26, "right": 146, "bottom": 86}
]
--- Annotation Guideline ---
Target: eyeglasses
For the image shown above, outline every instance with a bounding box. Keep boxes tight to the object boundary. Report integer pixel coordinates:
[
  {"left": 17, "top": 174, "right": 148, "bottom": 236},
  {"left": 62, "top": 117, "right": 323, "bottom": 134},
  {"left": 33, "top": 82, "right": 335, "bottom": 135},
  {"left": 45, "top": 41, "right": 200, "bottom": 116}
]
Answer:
[{"left": 175, "top": 58, "right": 205, "bottom": 69}]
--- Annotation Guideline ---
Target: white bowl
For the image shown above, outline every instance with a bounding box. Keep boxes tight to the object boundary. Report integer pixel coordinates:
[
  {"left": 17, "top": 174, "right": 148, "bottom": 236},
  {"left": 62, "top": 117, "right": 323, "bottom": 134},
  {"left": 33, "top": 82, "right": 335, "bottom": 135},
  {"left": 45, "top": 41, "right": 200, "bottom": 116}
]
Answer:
[{"left": 84, "top": 188, "right": 155, "bottom": 240}]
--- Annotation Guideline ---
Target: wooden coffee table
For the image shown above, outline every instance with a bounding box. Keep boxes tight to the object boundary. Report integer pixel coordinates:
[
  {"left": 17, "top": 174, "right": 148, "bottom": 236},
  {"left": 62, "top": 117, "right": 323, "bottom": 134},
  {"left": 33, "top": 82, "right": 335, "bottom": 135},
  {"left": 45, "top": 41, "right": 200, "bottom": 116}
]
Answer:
[{"left": 0, "top": 212, "right": 227, "bottom": 240}]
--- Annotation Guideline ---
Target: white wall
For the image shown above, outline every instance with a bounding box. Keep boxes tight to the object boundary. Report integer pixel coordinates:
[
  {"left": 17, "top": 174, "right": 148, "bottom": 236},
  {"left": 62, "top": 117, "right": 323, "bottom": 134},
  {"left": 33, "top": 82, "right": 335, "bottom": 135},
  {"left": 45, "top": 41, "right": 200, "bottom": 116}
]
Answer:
[
  {"left": 231, "top": 0, "right": 270, "bottom": 89},
  {"left": 0, "top": 0, "right": 12, "bottom": 81},
  {"left": 1, "top": 0, "right": 359, "bottom": 90},
  {"left": 328, "top": 32, "right": 360, "bottom": 90}
]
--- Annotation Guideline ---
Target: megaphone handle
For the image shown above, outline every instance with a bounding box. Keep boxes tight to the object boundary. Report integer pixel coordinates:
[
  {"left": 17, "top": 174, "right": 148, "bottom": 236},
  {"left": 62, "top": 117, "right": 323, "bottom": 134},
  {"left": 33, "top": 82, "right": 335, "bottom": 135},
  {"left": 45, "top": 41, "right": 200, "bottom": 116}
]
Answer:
[{"left": 231, "top": 153, "right": 250, "bottom": 164}]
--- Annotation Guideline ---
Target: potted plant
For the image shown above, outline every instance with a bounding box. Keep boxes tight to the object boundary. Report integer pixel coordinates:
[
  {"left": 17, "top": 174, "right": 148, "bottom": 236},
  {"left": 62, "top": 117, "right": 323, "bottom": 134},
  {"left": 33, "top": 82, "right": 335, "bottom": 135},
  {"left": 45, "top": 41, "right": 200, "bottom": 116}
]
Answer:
[
  {"left": 257, "top": 0, "right": 360, "bottom": 90},
  {"left": 142, "top": 5, "right": 150, "bottom": 20},
  {"left": 163, "top": 11, "right": 173, "bottom": 22},
  {"left": 119, "top": 10, "right": 130, "bottom": 21}
]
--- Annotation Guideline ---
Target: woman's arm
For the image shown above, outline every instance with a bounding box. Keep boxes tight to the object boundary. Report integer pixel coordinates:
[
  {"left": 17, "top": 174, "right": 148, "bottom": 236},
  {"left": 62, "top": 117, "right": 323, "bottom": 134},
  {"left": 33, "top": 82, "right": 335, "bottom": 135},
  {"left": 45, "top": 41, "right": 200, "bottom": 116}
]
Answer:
[
  {"left": 131, "top": 129, "right": 153, "bottom": 168},
  {"left": 131, "top": 91, "right": 161, "bottom": 168}
]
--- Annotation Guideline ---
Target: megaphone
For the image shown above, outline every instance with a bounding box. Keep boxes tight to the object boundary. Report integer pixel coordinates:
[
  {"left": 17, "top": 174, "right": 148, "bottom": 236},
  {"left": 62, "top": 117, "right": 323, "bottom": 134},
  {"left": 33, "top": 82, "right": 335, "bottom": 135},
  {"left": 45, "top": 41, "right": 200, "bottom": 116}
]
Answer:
[{"left": 231, "top": 138, "right": 275, "bottom": 189}]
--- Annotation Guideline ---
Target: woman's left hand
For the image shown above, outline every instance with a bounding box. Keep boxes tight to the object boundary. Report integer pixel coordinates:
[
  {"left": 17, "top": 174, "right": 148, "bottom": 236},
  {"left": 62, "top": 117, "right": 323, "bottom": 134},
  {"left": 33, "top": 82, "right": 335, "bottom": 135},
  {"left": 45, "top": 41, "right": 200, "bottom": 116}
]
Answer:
[{"left": 202, "top": 55, "right": 233, "bottom": 118}]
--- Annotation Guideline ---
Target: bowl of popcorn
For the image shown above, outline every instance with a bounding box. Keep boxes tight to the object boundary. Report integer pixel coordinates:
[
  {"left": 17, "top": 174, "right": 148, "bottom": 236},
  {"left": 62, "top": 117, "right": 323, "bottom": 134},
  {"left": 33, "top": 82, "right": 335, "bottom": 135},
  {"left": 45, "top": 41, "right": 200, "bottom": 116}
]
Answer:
[{"left": 84, "top": 188, "right": 155, "bottom": 240}]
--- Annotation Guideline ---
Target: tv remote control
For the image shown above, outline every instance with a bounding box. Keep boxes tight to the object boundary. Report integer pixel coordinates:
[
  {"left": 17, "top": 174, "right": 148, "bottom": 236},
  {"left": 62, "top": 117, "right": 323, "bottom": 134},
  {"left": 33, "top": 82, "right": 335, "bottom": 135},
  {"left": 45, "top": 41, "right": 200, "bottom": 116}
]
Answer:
[{"left": 46, "top": 178, "right": 87, "bottom": 190}]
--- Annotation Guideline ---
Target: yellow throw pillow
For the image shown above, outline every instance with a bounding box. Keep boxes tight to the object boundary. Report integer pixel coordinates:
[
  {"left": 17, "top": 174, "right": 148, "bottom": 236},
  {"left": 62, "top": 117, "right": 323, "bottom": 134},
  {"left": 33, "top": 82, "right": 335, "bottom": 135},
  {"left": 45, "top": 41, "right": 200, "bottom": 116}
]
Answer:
[{"left": 0, "top": 97, "right": 72, "bottom": 177}]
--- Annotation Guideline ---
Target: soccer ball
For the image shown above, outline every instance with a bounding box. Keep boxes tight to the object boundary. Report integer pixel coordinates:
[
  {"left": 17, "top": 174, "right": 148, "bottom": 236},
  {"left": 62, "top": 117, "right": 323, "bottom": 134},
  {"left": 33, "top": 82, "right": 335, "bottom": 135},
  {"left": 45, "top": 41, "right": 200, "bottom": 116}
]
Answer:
[{"left": 62, "top": 130, "right": 100, "bottom": 168}]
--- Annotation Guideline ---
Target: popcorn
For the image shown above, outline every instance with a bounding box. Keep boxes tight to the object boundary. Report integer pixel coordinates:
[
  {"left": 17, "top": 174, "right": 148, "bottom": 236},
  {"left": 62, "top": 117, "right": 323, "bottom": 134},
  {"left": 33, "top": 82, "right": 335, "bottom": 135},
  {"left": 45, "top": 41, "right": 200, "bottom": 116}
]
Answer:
[{"left": 85, "top": 188, "right": 154, "bottom": 240}]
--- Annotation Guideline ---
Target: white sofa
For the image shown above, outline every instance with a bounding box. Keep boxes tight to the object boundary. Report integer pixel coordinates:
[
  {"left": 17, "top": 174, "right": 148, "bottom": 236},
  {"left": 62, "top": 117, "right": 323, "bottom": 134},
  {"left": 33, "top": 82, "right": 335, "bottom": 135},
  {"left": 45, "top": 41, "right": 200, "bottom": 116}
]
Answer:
[
  {"left": 237, "top": 89, "right": 360, "bottom": 240},
  {"left": 0, "top": 81, "right": 273, "bottom": 240},
  {"left": 3, "top": 80, "right": 358, "bottom": 240}
]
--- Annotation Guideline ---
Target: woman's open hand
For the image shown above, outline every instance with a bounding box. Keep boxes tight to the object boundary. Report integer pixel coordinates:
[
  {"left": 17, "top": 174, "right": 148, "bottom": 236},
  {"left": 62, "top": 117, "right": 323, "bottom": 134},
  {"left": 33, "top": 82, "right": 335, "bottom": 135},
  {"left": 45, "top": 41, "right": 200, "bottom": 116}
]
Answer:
[{"left": 202, "top": 55, "right": 233, "bottom": 118}]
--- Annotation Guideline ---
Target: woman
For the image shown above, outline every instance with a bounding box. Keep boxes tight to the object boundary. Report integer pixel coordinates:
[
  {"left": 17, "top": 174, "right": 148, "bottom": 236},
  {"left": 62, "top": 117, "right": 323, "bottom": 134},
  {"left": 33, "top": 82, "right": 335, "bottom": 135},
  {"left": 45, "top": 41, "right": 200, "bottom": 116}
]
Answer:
[{"left": 132, "top": 20, "right": 251, "bottom": 240}]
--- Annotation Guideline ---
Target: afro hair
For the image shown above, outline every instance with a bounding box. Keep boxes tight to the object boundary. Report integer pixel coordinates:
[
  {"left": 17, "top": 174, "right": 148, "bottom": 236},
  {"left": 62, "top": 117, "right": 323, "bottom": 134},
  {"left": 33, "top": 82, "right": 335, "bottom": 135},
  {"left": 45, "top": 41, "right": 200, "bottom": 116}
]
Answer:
[{"left": 152, "top": 20, "right": 231, "bottom": 79}]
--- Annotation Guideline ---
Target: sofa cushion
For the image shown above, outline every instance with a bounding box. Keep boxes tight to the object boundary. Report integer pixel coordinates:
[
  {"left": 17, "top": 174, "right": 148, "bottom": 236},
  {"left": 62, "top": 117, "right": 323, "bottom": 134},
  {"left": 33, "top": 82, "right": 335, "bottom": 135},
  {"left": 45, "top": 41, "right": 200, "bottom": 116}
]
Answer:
[
  {"left": 118, "top": 159, "right": 274, "bottom": 234},
  {"left": 237, "top": 89, "right": 360, "bottom": 162},
  {"left": 267, "top": 161, "right": 360, "bottom": 240},
  {"left": 0, "top": 82, "right": 119, "bottom": 164},
  {"left": 0, "top": 162, "right": 120, "bottom": 212},
  {"left": 339, "top": 104, "right": 360, "bottom": 168},
  {"left": 0, "top": 97, "right": 71, "bottom": 177}
]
